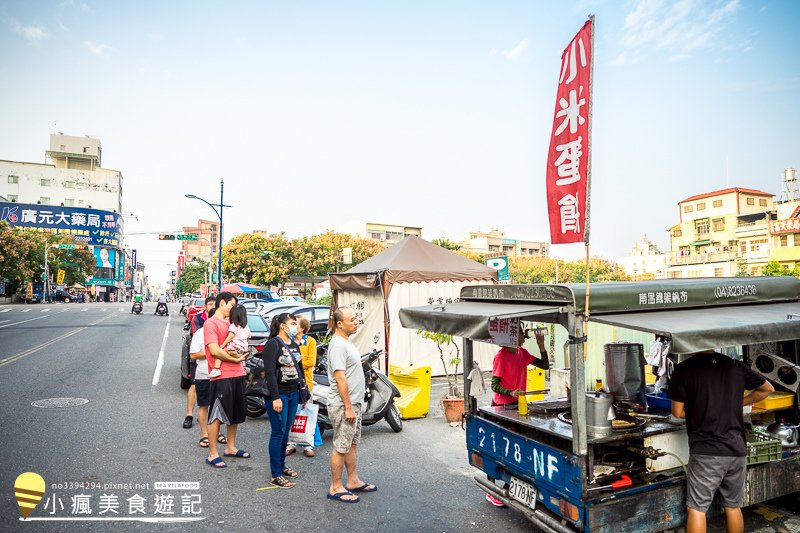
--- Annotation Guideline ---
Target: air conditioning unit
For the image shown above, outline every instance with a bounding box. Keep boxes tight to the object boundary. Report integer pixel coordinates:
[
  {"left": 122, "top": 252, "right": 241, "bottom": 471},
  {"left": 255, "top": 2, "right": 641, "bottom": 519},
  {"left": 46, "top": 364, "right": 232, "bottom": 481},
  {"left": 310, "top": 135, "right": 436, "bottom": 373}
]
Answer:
[{"left": 380, "top": 236, "right": 385, "bottom": 242}]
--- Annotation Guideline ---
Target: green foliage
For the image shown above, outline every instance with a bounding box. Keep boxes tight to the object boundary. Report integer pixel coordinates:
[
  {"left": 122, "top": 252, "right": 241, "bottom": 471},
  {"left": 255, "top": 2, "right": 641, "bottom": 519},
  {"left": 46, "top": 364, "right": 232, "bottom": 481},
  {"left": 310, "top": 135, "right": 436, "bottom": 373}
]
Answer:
[
  {"left": 0, "top": 222, "right": 94, "bottom": 294},
  {"left": 762, "top": 260, "right": 799, "bottom": 278},
  {"left": 179, "top": 259, "right": 210, "bottom": 294},
  {"left": 508, "top": 256, "right": 629, "bottom": 284},
  {"left": 735, "top": 258, "right": 752, "bottom": 277},
  {"left": 431, "top": 238, "right": 462, "bottom": 251},
  {"left": 222, "top": 233, "right": 294, "bottom": 286},
  {"left": 417, "top": 330, "right": 462, "bottom": 398},
  {"left": 308, "top": 293, "right": 332, "bottom": 306},
  {"left": 290, "top": 231, "right": 385, "bottom": 277}
]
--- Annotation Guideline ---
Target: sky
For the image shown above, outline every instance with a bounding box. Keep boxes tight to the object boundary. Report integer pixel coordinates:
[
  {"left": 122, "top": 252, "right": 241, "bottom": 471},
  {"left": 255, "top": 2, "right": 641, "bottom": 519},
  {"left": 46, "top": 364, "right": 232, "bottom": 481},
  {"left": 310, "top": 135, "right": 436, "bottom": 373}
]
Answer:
[{"left": 1, "top": 0, "right": 799, "bottom": 284}]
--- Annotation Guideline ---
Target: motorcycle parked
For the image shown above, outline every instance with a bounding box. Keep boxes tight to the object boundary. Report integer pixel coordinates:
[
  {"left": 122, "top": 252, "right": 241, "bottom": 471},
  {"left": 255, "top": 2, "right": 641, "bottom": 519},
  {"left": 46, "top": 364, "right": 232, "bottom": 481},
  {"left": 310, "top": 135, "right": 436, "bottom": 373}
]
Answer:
[
  {"left": 313, "top": 348, "right": 403, "bottom": 433},
  {"left": 132, "top": 301, "right": 143, "bottom": 315},
  {"left": 155, "top": 303, "right": 168, "bottom": 316}
]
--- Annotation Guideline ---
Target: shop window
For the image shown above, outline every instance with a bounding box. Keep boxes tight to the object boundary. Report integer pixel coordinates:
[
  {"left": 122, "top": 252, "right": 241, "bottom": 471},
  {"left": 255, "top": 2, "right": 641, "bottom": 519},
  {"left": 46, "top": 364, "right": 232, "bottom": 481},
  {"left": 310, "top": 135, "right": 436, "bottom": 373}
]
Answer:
[
  {"left": 712, "top": 218, "right": 725, "bottom": 231},
  {"left": 684, "top": 205, "right": 693, "bottom": 213},
  {"left": 747, "top": 197, "right": 755, "bottom": 206},
  {"left": 713, "top": 199, "right": 722, "bottom": 208},
  {"left": 697, "top": 202, "right": 706, "bottom": 211},
  {"left": 7, "top": 175, "right": 18, "bottom": 184},
  {"left": 759, "top": 198, "right": 768, "bottom": 206}
]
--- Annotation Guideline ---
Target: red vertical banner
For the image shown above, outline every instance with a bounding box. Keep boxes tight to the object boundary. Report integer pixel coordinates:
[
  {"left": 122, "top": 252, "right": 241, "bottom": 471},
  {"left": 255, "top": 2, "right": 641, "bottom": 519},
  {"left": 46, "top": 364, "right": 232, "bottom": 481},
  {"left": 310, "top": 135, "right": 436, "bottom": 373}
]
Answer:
[{"left": 546, "top": 19, "right": 593, "bottom": 245}]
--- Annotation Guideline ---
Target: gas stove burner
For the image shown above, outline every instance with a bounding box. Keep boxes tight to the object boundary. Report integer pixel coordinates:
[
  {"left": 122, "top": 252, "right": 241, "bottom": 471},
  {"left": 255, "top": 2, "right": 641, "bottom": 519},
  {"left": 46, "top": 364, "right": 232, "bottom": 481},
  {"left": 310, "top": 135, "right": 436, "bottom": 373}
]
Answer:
[{"left": 751, "top": 354, "right": 800, "bottom": 392}]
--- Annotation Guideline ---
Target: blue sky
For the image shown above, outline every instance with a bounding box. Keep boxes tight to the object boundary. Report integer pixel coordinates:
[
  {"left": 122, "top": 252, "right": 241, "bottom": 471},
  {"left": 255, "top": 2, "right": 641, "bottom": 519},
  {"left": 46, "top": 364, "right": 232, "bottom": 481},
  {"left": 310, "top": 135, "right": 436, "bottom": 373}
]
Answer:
[{"left": 1, "top": 1, "right": 798, "bottom": 283}]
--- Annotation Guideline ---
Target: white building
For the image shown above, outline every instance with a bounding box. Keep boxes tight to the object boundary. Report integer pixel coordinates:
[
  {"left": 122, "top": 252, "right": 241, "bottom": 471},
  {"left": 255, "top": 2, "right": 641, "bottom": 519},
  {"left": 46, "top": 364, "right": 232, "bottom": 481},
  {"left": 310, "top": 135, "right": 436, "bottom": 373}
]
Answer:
[
  {"left": 0, "top": 133, "right": 122, "bottom": 213},
  {"left": 617, "top": 235, "right": 667, "bottom": 279}
]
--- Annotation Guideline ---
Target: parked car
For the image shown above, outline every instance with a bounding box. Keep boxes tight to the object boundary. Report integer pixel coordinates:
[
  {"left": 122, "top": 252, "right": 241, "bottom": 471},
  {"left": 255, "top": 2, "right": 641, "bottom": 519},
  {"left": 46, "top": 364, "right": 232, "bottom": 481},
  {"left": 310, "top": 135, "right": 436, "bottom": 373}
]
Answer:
[
  {"left": 184, "top": 298, "right": 208, "bottom": 330},
  {"left": 239, "top": 298, "right": 277, "bottom": 312},
  {"left": 285, "top": 305, "right": 331, "bottom": 339},
  {"left": 258, "top": 302, "right": 305, "bottom": 325},
  {"left": 180, "top": 312, "right": 270, "bottom": 389}
]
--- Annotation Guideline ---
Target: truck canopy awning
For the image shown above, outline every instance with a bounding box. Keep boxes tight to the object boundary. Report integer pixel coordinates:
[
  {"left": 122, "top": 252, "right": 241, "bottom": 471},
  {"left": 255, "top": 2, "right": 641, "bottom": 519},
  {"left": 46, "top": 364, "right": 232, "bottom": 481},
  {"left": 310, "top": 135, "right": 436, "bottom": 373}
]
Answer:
[
  {"left": 398, "top": 301, "right": 562, "bottom": 341},
  {"left": 591, "top": 302, "right": 800, "bottom": 353}
]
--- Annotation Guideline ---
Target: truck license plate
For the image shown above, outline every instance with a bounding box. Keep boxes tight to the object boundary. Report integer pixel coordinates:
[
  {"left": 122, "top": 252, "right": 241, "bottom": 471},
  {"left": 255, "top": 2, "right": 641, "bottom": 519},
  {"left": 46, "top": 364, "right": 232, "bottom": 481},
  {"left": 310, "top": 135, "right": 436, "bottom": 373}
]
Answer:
[{"left": 508, "top": 476, "right": 536, "bottom": 510}]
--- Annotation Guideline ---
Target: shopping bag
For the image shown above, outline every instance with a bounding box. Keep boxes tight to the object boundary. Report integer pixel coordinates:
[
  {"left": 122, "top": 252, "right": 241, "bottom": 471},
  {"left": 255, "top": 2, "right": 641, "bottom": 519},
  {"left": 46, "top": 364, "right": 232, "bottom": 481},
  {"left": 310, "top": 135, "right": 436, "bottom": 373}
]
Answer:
[
  {"left": 288, "top": 403, "right": 319, "bottom": 446},
  {"left": 314, "top": 423, "right": 323, "bottom": 447}
]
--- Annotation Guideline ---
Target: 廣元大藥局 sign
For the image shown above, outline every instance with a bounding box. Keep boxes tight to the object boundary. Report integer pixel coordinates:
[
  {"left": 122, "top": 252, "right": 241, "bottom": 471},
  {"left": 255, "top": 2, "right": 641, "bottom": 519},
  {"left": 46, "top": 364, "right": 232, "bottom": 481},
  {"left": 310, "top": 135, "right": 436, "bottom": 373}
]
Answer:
[{"left": 0, "top": 202, "right": 123, "bottom": 248}]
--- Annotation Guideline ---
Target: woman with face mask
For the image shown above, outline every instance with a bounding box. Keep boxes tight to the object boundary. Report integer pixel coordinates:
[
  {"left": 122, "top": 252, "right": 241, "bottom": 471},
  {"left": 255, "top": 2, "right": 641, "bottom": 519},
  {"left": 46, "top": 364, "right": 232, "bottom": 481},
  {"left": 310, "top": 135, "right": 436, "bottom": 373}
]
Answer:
[{"left": 262, "top": 312, "right": 304, "bottom": 488}]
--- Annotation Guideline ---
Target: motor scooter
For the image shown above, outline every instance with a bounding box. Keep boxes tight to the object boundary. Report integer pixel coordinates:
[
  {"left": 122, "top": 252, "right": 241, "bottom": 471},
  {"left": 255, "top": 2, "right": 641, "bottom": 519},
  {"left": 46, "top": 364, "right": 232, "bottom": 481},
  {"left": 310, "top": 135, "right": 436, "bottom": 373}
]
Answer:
[
  {"left": 313, "top": 348, "right": 403, "bottom": 433},
  {"left": 132, "top": 301, "right": 143, "bottom": 314},
  {"left": 155, "top": 302, "right": 168, "bottom": 316}
]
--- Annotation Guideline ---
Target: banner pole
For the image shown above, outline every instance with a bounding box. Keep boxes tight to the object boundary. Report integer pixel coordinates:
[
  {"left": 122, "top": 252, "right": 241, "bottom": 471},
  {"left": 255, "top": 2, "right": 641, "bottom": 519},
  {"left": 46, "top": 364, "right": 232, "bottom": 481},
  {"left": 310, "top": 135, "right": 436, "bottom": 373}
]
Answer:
[{"left": 583, "top": 14, "right": 595, "bottom": 362}]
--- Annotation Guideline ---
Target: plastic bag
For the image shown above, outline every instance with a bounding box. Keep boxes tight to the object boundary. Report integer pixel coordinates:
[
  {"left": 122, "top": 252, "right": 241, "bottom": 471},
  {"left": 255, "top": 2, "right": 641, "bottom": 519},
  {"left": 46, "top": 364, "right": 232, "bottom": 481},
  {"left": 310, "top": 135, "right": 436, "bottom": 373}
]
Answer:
[{"left": 288, "top": 403, "right": 319, "bottom": 446}]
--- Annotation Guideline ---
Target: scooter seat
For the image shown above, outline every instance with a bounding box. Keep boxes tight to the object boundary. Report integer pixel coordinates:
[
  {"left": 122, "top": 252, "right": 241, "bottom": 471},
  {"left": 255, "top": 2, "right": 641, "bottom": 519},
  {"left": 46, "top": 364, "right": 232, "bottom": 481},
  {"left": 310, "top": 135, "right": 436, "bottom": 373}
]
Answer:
[{"left": 314, "top": 373, "right": 330, "bottom": 387}]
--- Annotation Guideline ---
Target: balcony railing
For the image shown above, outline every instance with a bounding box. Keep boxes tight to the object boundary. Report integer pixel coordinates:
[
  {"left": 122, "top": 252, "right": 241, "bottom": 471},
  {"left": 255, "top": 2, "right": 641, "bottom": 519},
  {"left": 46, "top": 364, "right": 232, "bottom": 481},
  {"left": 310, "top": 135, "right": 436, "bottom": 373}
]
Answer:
[{"left": 668, "top": 251, "right": 738, "bottom": 266}]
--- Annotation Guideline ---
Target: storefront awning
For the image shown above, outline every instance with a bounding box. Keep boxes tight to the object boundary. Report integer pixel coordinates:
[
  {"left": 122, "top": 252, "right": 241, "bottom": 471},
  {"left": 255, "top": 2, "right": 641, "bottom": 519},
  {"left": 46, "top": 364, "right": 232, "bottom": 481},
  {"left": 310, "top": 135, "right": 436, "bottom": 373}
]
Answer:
[
  {"left": 398, "top": 301, "right": 562, "bottom": 340},
  {"left": 590, "top": 302, "right": 800, "bottom": 353},
  {"left": 690, "top": 239, "right": 712, "bottom": 246}
]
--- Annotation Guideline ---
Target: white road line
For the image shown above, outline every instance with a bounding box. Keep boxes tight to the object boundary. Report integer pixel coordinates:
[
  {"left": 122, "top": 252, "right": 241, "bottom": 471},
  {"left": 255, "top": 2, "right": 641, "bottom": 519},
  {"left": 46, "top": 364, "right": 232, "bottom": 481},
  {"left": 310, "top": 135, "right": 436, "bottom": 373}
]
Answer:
[
  {"left": 82, "top": 308, "right": 88, "bottom": 312},
  {"left": 0, "top": 314, "right": 51, "bottom": 329},
  {"left": 0, "top": 308, "right": 10, "bottom": 313},
  {"left": 21, "top": 309, "right": 31, "bottom": 313},
  {"left": 151, "top": 313, "right": 172, "bottom": 386},
  {"left": 0, "top": 320, "right": 9, "bottom": 324},
  {"left": 41, "top": 308, "right": 51, "bottom": 312}
]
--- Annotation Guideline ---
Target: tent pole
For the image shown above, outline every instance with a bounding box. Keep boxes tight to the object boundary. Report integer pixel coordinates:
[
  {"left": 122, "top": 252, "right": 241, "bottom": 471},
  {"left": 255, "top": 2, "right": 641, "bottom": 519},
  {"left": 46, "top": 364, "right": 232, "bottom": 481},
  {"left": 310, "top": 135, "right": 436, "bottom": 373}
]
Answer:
[
  {"left": 463, "top": 338, "right": 475, "bottom": 414},
  {"left": 378, "top": 272, "right": 390, "bottom": 372}
]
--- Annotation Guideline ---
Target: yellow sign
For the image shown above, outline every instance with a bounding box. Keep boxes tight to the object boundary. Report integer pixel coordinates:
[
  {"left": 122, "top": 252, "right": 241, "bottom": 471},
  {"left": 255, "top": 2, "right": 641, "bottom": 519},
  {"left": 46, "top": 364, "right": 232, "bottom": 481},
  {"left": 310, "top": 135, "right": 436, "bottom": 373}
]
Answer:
[
  {"left": 14, "top": 471, "right": 45, "bottom": 519},
  {"left": 57, "top": 269, "right": 66, "bottom": 285},
  {"left": 26, "top": 282, "right": 33, "bottom": 299}
]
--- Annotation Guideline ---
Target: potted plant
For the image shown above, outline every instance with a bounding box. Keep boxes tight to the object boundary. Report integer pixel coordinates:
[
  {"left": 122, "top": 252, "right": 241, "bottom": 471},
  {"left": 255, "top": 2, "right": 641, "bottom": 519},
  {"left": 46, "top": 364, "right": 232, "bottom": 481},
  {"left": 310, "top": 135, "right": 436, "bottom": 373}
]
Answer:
[{"left": 418, "top": 330, "right": 464, "bottom": 424}]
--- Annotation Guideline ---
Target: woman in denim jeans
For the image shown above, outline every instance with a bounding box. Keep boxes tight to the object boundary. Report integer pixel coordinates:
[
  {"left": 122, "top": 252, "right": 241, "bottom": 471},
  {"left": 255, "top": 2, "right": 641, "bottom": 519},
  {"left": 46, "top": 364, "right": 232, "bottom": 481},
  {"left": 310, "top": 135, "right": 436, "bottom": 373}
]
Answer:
[{"left": 262, "top": 312, "right": 304, "bottom": 488}]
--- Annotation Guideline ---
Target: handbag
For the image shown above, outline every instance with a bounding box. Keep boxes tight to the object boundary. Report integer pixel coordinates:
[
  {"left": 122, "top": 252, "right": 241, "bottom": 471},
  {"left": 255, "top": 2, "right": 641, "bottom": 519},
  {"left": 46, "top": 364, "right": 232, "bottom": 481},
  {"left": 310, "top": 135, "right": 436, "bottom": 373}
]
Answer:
[
  {"left": 288, "top": 403, "right": 319, "bottom": 446},
  {"left": 277, "top": 337, "right": 312, "bottom": 404}
]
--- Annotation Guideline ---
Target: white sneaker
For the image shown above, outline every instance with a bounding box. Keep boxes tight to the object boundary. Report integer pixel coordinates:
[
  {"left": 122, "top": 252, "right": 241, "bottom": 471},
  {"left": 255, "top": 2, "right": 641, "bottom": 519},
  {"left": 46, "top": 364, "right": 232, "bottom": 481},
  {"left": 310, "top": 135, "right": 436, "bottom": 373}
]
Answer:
[{"left": 209, "top": 368, "right": 222, "bottom": 378}]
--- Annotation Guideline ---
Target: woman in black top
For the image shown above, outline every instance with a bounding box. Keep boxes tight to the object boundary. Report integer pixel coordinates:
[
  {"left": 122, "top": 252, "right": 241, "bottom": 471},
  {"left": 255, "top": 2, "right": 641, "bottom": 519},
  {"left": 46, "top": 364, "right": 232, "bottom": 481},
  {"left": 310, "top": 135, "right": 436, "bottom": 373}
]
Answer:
[{"left": 262, "top": 312, "right": 304, "bottom": 488}]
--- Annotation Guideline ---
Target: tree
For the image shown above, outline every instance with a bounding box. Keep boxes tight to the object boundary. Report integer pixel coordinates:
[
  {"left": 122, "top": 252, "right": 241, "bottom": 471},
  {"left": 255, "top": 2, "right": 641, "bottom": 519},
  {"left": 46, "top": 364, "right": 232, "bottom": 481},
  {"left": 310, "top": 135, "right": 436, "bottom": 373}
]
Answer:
[
  {"left": 454, "top": 249, "right": 486, "bottom": 264},
  {"left": 290, "top": 231, "right": 384, "bottom": 277},
  {"left": 431, "top": 238, "right": 462, "bottom": 251},
  {"left": 222, "top": 233, "right": 294, "bottom": 286},
  {"left": 179, "top": 259, "right": 210, "bottom": 294},
  {"left": 762, "top": 260, "right": 799, "bottom": 278},
  {"left": 417, "top": 330, "right": 462, "bottom": 398},
  {"left": 0, "top": 223, "right": 94, "bottom": 294},
  {"left": 509, "top": 255, "right": 629, "bottom": 284}
]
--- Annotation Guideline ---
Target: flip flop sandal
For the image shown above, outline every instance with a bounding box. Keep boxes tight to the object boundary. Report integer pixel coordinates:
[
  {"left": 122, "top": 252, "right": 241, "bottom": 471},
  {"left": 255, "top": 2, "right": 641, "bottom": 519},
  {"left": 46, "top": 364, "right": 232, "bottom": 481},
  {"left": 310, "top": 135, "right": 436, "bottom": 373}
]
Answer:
[
  {"left": 205, "top": 457, "right": 227, "bottom": 468},
  {"left": 326, "top": 491, "right": 359, "bottom": 503},
  {"left": 217, "top": 434, "right": 227, "bottom": 444},
  {"left": 282, "top": 468, "right": 299, "bottom": 478},
  {"left": 285, "top": 446, "right": 296, "bottom": 455},
  {"left": 349, "top": 482, "right": 378, "bottom": 493},
  {"left": 223, "top": 449, "right": 251, "bottom": 458},
  {"left": 271, "top": 477, "right": 295, "bottom": 488},
  {"left": 199, "top": 437, "right": 210, "bottom": 448},
  {"left": 303, "top": 448, "right": 315, "bottom": 457}
]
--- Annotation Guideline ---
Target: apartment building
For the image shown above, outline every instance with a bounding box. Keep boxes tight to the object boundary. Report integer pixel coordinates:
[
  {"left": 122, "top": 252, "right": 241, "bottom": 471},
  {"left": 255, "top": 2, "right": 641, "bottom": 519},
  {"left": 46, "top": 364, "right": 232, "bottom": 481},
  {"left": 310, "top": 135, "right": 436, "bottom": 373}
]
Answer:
[
  {"left": 617, "top": 235, "right": 667, "bottom": 279},
  {"left": 365, "top": 222, "right": 422, "bottom": 246},
  {"left": 461, "top": 228, "right": 549, "bottom": 258},
  {"left": 181, "top": 219, "right": 220, "bottom": 262}
]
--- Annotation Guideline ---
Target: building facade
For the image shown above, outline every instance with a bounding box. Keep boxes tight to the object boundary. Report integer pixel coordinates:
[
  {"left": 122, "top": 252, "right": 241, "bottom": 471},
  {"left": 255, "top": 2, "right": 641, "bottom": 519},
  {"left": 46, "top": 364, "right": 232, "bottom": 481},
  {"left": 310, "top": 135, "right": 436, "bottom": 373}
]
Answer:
[
  {"left": 365, "top": 222, "right": 422, "bottom": 246},
  {"left": 461, "top": 228, "right": 549, "bottom": 258},
  {"left": 617, "top": 235, "right": 667, "bottom": 279},
  {"left": 0, "top": 134, "right": 122, "bottom": 213},
  {"left": 666, "top": 187, "right": 776, "bottom": 278},
  {"left": 181, "top": 219, "right": 220, "bottom": 262}
]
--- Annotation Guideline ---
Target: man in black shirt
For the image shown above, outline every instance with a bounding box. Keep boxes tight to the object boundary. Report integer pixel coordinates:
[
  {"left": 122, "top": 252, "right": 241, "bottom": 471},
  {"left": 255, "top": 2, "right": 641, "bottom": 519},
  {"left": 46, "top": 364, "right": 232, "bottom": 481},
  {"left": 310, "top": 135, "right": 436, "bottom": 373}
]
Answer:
[{"left": 670, "top": 351, "right": 773, "bottom": 533}]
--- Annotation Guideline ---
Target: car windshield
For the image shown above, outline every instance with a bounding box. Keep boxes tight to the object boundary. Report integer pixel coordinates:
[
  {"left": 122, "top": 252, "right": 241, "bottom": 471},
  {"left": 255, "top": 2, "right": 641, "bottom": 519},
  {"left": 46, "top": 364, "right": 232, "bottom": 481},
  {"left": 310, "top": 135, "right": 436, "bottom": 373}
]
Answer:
[
  {"left": 193, "top": 298, "right": 206, "bottom": 306},
  {"left": 247, "top": 314, "right": 269, "bottom": 333}
]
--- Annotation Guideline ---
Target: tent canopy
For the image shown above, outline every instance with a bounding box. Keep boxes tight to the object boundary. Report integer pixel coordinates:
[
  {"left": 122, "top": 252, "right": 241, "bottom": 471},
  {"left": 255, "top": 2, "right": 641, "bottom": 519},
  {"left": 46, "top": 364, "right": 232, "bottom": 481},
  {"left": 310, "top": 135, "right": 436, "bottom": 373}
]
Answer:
[
  {"left": 330, "top": 235, "right": 497, "bottom": 290},
  {"left": 220, "top": 282, "right": 267, "bottom": 295}
]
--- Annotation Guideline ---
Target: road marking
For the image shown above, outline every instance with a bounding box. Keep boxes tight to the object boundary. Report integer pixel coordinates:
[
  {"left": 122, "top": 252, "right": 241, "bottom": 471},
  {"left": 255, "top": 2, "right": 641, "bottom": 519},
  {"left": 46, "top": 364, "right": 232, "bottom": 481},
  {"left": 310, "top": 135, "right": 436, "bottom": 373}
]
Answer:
[
  {"left": 0, "top": 314, "right": 51, "bottom": 330},
  {"left": 42, "top": 308, "right": 51, "bottom": 312},
  {"left": 82, "top": 308, "right": 88, "bottom": 312},
  {"left": 0, "top": 314, "right": 113, "bottom": 368},
  {"left": 0, "top": 320, "right": 9, "bottom": 324},
  {"left": 0, "top": 308, "right": 10, "bottom": 313},
  {"left": 151, "top": 313, "right": 172, "bottom": 386},
  {"left": 21, "top": 309, "right": 31, "bottom": 313}
]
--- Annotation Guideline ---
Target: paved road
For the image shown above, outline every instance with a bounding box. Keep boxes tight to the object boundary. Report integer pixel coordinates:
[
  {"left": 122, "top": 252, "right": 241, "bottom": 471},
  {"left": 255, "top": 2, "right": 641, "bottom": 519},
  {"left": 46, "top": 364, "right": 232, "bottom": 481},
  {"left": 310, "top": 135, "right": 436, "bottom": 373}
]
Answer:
[
  {"left": 0, "top": 302, "right": 529, "bottom": 533},
  {"left": 0, "top": 302, "right": 797, "bottom": 532}
]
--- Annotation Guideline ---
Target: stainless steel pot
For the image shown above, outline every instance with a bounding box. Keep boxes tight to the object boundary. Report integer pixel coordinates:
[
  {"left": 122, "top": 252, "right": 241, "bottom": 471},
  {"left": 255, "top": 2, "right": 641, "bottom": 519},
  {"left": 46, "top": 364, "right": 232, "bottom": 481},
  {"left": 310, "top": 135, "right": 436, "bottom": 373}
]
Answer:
[{"left": 766, "top": 421, "right": 800, "bottom": 447}]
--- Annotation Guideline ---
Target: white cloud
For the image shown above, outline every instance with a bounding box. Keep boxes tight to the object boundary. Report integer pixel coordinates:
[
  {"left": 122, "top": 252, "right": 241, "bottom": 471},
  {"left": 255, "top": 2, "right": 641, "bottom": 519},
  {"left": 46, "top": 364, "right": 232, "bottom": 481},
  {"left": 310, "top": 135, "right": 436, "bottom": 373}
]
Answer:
[
  {"left": 610, "top": 53, "right": 642, "bottom": 66},
  {"left": 83, "top": 41, "right": 111, "bottom": 57},
  {"left": 502, "top": 38, "right": 529, "bottom": 61},
  {"left": 14, "top": 23, "right": 48, "bottom": 42},
  {"left": 620, "top": 0, "right": 741, "bottom": 60}
]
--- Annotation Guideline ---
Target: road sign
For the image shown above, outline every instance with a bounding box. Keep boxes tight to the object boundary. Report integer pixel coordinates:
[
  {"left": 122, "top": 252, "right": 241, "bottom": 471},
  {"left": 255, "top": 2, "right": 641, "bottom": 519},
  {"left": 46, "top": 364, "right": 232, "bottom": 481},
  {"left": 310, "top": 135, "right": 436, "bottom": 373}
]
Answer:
[
  {"left": 158, "top": 234, "right": 176, "bottom": 240},
  {"left": 485, "top": 256, "right": 510, "bottom": 282},
  {"left": 57, "top": 269, "right": 66, "bottom": 285},
  {"left": 26, "top": 282, "right": 33, "bottom": 299},
  {"left": 176, "top": 234, "right": 198, "bottom": 241},
  {"left": 56, "top": 244, "right": 76, "bottom": 249}
]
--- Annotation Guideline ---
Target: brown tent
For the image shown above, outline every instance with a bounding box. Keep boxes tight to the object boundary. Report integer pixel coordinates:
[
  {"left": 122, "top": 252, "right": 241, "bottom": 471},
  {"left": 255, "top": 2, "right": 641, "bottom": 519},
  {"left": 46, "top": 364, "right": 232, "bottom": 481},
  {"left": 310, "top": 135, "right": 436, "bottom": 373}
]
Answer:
[{"left": 330, "top": 236, "right": 498, "bottom": 373}]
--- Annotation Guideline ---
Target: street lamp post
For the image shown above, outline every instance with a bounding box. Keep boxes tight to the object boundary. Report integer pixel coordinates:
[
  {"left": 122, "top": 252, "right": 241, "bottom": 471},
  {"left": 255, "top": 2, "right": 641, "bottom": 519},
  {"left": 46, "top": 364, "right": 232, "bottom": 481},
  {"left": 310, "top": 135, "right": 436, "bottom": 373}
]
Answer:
[{"left": 185, "top": 179, "right": 231, "bottom": 294}]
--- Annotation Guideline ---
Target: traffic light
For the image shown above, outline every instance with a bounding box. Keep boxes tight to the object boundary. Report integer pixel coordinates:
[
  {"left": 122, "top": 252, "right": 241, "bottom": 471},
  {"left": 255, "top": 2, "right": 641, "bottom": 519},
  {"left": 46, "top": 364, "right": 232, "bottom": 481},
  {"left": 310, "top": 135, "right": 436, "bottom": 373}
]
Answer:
[{"left": 158, "top": 234, "right": 176, "bottom": 240}]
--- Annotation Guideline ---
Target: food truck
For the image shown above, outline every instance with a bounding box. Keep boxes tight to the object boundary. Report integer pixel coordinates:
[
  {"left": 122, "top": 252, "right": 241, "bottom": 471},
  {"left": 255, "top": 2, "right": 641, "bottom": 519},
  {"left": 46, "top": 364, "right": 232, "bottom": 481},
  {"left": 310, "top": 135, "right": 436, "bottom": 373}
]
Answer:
[{"left": 399, "top": 277, "right": 800, "bottom": 533}]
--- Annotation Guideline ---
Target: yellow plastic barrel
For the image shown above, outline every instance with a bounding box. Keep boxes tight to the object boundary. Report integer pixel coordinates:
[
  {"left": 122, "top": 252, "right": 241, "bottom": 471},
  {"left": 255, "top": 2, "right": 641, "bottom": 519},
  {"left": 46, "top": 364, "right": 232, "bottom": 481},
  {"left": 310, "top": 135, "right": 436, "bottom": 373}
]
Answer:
[{"left": 389, "top": 364, "right": 432, "bottom": 419}]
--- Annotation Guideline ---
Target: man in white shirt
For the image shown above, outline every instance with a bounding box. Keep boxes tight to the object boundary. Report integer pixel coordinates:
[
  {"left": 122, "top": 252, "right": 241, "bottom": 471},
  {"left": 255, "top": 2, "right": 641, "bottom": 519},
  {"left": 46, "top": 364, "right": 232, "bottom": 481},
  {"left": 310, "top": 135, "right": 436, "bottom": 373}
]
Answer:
[
  {"left": 155, "top": 293, "right": 168, "bottom": 315},
  {"left": 326, "top": 307, "right": 376, "bottom": 503}
]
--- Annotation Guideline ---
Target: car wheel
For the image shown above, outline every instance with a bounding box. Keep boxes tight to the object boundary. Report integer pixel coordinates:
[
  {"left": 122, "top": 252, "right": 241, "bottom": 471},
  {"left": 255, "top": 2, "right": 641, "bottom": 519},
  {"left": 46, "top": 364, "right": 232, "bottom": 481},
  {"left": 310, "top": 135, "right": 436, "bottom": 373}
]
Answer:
[
  {"left": 385, "top": 402, "right": 403, "bottom": 432},
  {"left": 180, "top": 376, "right": 191, "bottom": 390}
]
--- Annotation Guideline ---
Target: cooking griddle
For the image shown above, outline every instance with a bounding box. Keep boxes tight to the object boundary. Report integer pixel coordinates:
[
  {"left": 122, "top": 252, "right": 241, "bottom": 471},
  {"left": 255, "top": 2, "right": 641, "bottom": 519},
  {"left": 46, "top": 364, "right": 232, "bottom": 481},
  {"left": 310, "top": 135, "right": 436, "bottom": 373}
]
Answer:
[{"left": 528, "top": 398, "right": 571, "bottom": 416}]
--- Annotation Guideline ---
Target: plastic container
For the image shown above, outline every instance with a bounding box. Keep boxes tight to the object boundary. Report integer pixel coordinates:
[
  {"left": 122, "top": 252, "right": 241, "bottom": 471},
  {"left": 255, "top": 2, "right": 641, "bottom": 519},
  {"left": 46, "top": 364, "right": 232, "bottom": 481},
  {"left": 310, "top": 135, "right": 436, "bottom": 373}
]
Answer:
[
  {"left": 746, "top": 430, "right": 782, "bottom": 465},
  {"left": 753, "top": 391, "right": 795, "bottom": 411},
  {"left": 389, "top": 364, "right": 432, "bottom": 419},
  {"left": 646, "top": 391, "right": 671, "bottom": 412}
]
